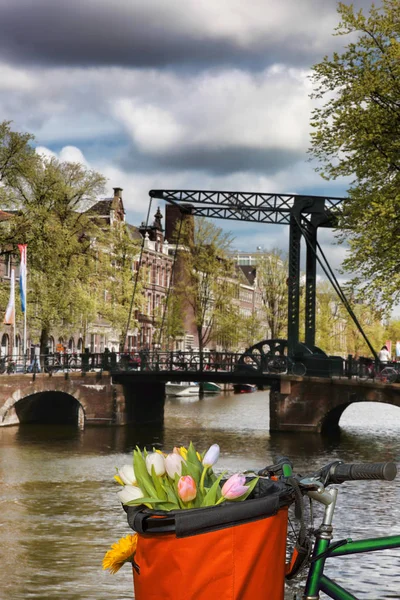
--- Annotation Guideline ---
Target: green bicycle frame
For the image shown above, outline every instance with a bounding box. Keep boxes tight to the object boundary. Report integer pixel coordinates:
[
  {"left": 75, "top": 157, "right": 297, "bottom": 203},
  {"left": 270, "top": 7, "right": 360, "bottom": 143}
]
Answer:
[{"left": 303, "top": 516, "right": 400, "bottom": 599}]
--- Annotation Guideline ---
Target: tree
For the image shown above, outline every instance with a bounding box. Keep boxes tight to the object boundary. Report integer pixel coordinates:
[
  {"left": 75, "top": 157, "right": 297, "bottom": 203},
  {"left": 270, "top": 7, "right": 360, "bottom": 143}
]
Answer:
[
  {"left": 343, "top": 303, "right": 385, "bottom": 358},
  {"left": 162, "top": 294, "right": 185, "bottom": 350},
  {"left": 0, "top": 121, "right": 37, "bottom": 202},
  {"left": 256, "top": 249, "right": 288, "bottom": 339},
  {"left": 0, "top": 124, "right": 107, "bottom": 353},
  {"left": 310, "top": 1, "right": 400, "bottom": 311},
  {"left": 315, "top": 281, "right": 348, "bottom": 355},
  {"left": 240, "top": 311, "right": 265, "bottom": 350},
  {"left": 172, "top": 217, "right": 238, "bottom": 352}
]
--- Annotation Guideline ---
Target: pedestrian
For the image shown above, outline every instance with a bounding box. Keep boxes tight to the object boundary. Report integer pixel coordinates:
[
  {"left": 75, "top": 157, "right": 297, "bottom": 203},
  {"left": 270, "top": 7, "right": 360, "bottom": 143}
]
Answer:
[{"left": 378, "top": 345, "right": 391, "bottom": 368}]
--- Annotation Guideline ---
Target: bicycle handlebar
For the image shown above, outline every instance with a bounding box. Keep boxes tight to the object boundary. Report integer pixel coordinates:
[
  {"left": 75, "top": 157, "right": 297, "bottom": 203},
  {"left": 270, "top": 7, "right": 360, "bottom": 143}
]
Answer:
[
  {"left": 258, "top": 459, "right": 397, "bottom": 486},
  {"left": 326, "top": 461, "right": 397, "bottom": 484}
]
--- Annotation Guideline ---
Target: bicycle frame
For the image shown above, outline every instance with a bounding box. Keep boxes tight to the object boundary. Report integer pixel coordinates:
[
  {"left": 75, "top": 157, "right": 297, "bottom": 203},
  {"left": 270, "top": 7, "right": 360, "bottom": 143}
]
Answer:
[{"left": 302, "top": 487, "right": 400, "bottom": 599}]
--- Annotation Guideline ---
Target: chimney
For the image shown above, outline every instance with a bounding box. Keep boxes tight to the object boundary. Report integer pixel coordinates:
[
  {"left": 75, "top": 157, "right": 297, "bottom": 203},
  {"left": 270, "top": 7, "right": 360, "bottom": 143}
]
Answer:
[{"left": 113, "top": 187, "right": 123, "bottom": 198}]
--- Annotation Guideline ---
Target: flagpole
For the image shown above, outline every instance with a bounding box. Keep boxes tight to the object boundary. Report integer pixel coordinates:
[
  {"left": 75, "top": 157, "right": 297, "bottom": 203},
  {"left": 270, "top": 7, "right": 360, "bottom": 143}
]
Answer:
[
  {"left": 11, "top": 268, "right": 15, "bottom": 358},
  {"left": 23, "top": 303, "right": 27, "bottom": 357},
  {"left": 23, "top": 251, "right": 27, "bottom": 356},
  {"left": 18, "top": 245, "right": 27, "bottom": 358}
]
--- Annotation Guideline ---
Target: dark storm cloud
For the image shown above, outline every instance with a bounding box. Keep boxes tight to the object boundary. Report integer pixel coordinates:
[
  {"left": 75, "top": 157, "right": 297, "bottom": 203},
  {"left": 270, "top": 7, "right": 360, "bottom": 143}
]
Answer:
[
  {"left": 0, "top": 0, "right": 363, "bottom": 70},
  {"left": 119, "top": 145, "right": 303, "bottom": 176}
]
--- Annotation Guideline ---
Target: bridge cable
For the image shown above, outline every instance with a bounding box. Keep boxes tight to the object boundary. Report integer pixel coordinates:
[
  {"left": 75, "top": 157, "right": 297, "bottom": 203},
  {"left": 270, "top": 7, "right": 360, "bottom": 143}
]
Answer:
[
  {"left": 122, "top": 196, "right": 153, "bottom": 351},
  {"left": 294, "top": 214, "right": 378, "bottom": 360},
  {"left": 156, "top": 209, "right": 185, "bottom": 348}
]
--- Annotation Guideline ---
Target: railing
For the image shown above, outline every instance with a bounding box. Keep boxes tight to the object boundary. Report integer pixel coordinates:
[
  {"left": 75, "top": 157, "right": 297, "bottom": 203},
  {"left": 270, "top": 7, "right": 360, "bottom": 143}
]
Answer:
[{"left": 0, "top": 351, "right": 398, "bottom": 382}]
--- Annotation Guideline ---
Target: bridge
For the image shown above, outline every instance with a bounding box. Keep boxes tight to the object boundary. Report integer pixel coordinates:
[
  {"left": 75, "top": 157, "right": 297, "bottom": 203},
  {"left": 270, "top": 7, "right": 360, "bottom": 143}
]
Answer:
[
  {"left": 0, "top": 188, "right": 397, "bottom": 434},
  {"left": 0, "top": 350, "right": 398, "bottom": 434}
]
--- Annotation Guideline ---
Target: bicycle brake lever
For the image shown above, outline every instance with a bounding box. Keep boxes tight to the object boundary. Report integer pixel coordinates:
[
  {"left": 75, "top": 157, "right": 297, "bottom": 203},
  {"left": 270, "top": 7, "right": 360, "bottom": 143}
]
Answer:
[{"left": 299, "top": 477, "right": 325, "bottom": 492}]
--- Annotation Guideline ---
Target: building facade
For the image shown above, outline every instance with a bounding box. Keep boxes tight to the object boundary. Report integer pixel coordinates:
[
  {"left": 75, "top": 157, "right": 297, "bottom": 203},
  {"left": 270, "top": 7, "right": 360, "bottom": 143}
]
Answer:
[{"left": 0, "top": 189, "right": 268, "bottom": 357}]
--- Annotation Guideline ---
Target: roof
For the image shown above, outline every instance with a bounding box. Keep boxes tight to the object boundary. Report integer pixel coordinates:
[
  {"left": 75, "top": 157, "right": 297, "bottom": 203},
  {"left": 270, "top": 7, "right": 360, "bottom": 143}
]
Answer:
[
  {"left": 126, "top": 223, "right": 142, "bottom": 241},
  {"left": 0, "top": 210, "right": 13, "bottom": 222},
  {"left": 238, "top": 265, "right": 257, "bottom": 285},
  {"left": 86, "top": 199, "right": 114, "bottom": 216}
]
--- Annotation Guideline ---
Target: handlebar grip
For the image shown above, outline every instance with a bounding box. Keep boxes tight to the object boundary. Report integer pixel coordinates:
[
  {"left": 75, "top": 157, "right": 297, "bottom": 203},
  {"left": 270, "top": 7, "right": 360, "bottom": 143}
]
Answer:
[
  {"left": 329, "top": 462, "right": 397, "bottom": 484},
  {"left": 257, "top": 456, "right": 293, "bottom": 477},
  {"left": 275, "top": 456, "right": 293, "bottom": 477}
]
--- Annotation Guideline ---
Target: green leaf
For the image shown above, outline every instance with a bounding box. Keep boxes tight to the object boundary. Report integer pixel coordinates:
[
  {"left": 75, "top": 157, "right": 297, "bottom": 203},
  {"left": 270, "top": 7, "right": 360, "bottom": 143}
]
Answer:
[
  {"left": 150, "top": 465, "right": 167, "bottom": 501},
  {"left": 201, "top": 473, "right": 226, "bottom": 507},
  {"left": 133, "top": 447, "right": 157, "bottom": 498},
  {"left": 124, "top": 496, "right": 166, "bottom": 506},
  {"left": 161, "top": 483, "right": 180, "bottom": 509}
]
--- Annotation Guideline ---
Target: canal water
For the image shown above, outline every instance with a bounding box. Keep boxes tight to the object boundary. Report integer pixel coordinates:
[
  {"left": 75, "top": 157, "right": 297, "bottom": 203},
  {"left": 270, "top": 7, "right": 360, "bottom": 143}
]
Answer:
[{"left": 0, "top": 390, "right": 399, "bottom": 600}]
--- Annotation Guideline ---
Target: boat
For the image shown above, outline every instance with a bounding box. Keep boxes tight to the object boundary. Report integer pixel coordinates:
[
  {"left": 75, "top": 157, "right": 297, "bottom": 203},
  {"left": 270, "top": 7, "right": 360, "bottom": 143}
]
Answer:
[
  {"left": 165, "top": 382, "right": 200, "bottom": 397},
  {"left": 233, "top": 383, "right": 258, "bottom": 394},
  {"left": 202, "top": 382, "right": 223, "bottom": 394}
]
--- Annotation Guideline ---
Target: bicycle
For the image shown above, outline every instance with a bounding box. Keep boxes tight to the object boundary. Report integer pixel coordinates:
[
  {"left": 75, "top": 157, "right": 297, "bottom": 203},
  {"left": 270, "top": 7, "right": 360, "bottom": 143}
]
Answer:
[
  {"left": 0, "top": 356, "right": 17, "bottom": 374},
  {"left": 266, "top": 355, "right": 306, "bottom": 377},
  {"left": 250, "top": 457, "right": 398, "bottom": 599},
  {"left": 44, "top": 353, "right": 79, "bottom": 373},
  {"left": 357, "top": 361, "right": 398, "bottom": 383}
]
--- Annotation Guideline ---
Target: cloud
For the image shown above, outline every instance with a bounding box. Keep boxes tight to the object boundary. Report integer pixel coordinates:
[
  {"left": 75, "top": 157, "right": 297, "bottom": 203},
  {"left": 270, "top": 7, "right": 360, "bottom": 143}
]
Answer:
[
  {"left": 0, "top": 0, "right": 360, "bottom": 70},
  {"left": 111, "top": 65, "right": 314, "bottom": 174}
]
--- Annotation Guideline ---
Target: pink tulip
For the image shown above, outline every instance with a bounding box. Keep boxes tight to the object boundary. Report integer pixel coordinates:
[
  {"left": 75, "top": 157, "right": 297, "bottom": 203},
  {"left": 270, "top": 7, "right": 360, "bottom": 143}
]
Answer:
[
  {"left": 221, "top": 474, "right": 249, "bottom": 500},
  {"left": 177, "top": 475, "right": 197, "bottom": 502}
]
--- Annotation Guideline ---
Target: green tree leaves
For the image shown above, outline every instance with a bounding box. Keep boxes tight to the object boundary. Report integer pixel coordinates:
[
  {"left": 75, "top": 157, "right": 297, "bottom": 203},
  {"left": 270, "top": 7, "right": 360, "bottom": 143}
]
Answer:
[{"left": 310, "top": 1, "right": 400, "bottom": 311}]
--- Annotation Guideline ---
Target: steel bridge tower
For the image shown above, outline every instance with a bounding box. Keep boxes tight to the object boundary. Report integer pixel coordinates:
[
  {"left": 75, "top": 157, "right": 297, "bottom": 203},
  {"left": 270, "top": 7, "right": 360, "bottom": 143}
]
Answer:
[{"left": 149, "top": 189, "right": 344, "bottom": 357}]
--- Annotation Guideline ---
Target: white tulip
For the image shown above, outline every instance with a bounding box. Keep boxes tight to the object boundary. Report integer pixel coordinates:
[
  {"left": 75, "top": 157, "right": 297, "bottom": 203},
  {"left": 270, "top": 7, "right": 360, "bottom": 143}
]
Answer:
[
  {"left": 117, "top": 485, "right": 144, "bottom": 505},
  {"left": 145, "top": 452, "right": 166, "bottom": 476},
  {"left": 118, "top": 464, "right": 137, "bottom": 486},
  {"left": 202, "top": 444, "right": 220, "bottom": 468},
  {"left": 165, "top": 453, "right": 185, "bottom": 479}
]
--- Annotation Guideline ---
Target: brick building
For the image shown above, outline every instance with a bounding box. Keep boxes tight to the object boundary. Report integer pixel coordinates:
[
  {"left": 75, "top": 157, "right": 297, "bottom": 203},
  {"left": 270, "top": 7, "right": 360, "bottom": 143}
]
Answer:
[{"left": 0, "top": 189, "right": 267, "bottom": 356}]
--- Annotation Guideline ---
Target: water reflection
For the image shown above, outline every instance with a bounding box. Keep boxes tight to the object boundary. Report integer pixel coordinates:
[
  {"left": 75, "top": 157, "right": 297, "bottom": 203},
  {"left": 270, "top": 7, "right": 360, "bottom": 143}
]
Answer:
[{"left": 0, "top": 391, "right": 399, "bottom": 599}]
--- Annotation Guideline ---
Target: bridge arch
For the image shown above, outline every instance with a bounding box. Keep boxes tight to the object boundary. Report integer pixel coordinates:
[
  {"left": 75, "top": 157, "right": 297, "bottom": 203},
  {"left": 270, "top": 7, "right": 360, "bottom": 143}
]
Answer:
[
  {"left": 320, "top": 400, "right": 353, "bottom": 435},
  {"left": 319, "top": 396, "right": 400, "bottom": 435},
  {"left": 0, "top": 389, "right": 86, "bottom": 429}
]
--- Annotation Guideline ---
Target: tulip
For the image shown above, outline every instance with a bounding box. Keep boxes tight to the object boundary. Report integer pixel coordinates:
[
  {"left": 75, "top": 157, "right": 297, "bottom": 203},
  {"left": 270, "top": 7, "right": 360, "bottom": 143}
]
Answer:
[
  {"left": 145, "top": 452, "right": 166, "bottom": 476},
  {"left": 177, "top": 475, "right": 197, "bottom": 502},
  {"left": 117, "top": 464, "right": 137, "bottom": 486},
  {"left": 174, "top": 446, "right": 188, "bottom": 460},
  {"left": 117, "top": 485, "right": 144, "bottom": 505},
  {"left": 202, "top": 444, "right": 220, "bottom": 467},
  {"left": 165, "top": 453, "right": 185, "bottom": 479},
  {"left": 220, "top": 474, "right": 249, "bottom": 500}
]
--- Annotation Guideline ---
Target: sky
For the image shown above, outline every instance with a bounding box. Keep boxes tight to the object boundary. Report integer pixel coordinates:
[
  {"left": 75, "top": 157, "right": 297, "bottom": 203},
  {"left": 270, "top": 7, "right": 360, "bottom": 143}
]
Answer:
[{"left": 0, "top": 0, "right": 377, "bottom": 276}]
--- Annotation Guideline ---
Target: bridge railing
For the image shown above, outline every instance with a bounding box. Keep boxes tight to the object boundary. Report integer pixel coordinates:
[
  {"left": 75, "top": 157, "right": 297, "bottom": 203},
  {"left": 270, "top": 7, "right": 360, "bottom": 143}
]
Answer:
[
  {"left": 110, "top": 350, "right": 243, "bottom": 373},
  {"left": 0, "top": 351, "right": 398, "bottom": 382}
]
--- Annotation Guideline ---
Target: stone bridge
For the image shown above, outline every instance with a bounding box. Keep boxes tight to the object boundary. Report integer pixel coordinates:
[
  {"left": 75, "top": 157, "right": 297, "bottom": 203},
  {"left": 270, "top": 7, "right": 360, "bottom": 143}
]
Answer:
[
  {"left": 0, "top": 369, "right": 399, "bottom": 434},
  {"left": 0, "top": 372, "right": 128, "bottom": 429},
  {"left": 270, "top": 376, "right": 400, "bottom": 433}
]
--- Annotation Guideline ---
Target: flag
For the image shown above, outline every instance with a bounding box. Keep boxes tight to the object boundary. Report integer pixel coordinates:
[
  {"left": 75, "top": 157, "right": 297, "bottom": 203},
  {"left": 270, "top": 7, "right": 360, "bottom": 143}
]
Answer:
[
  {"left": 18, "top": 244, "right": 27, "bottom": 313},
  {"left": 4, "top": 268, "right": 15, "bottom": 325},
  {"left": 396, "top": 341, "right": 400, "bottom": 358}
]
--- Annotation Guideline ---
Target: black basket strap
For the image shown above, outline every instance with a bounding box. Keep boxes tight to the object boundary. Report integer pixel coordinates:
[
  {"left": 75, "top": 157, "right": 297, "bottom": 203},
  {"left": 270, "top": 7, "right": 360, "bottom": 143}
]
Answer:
[
  {"left": 126, "top": 480, "right": 294, "bottom": 538},
  {"left": 175, "top": 493, "right": 281, "bottom": 538}
]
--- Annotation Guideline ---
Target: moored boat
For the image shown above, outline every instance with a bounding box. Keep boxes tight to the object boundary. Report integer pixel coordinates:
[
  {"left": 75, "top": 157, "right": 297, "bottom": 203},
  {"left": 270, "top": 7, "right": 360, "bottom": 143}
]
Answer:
[
  {"left": 202, "top": 382, "right": 222, "bottom": 393},
  {"left": 165, "top": 382, "right": 200, "bottom": 397},
  {"left": 233, "top": 383, "right": 257, "bottom": 394}
]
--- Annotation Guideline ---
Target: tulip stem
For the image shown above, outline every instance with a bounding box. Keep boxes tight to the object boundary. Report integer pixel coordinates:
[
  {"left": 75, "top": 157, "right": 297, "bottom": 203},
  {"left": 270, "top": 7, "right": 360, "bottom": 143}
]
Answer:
[
  {"left": 215, "top": 496, "right": 226, "bottom": 506},
  {"left": 200, "top": 466, "right": 208, "bottom": 493}
]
